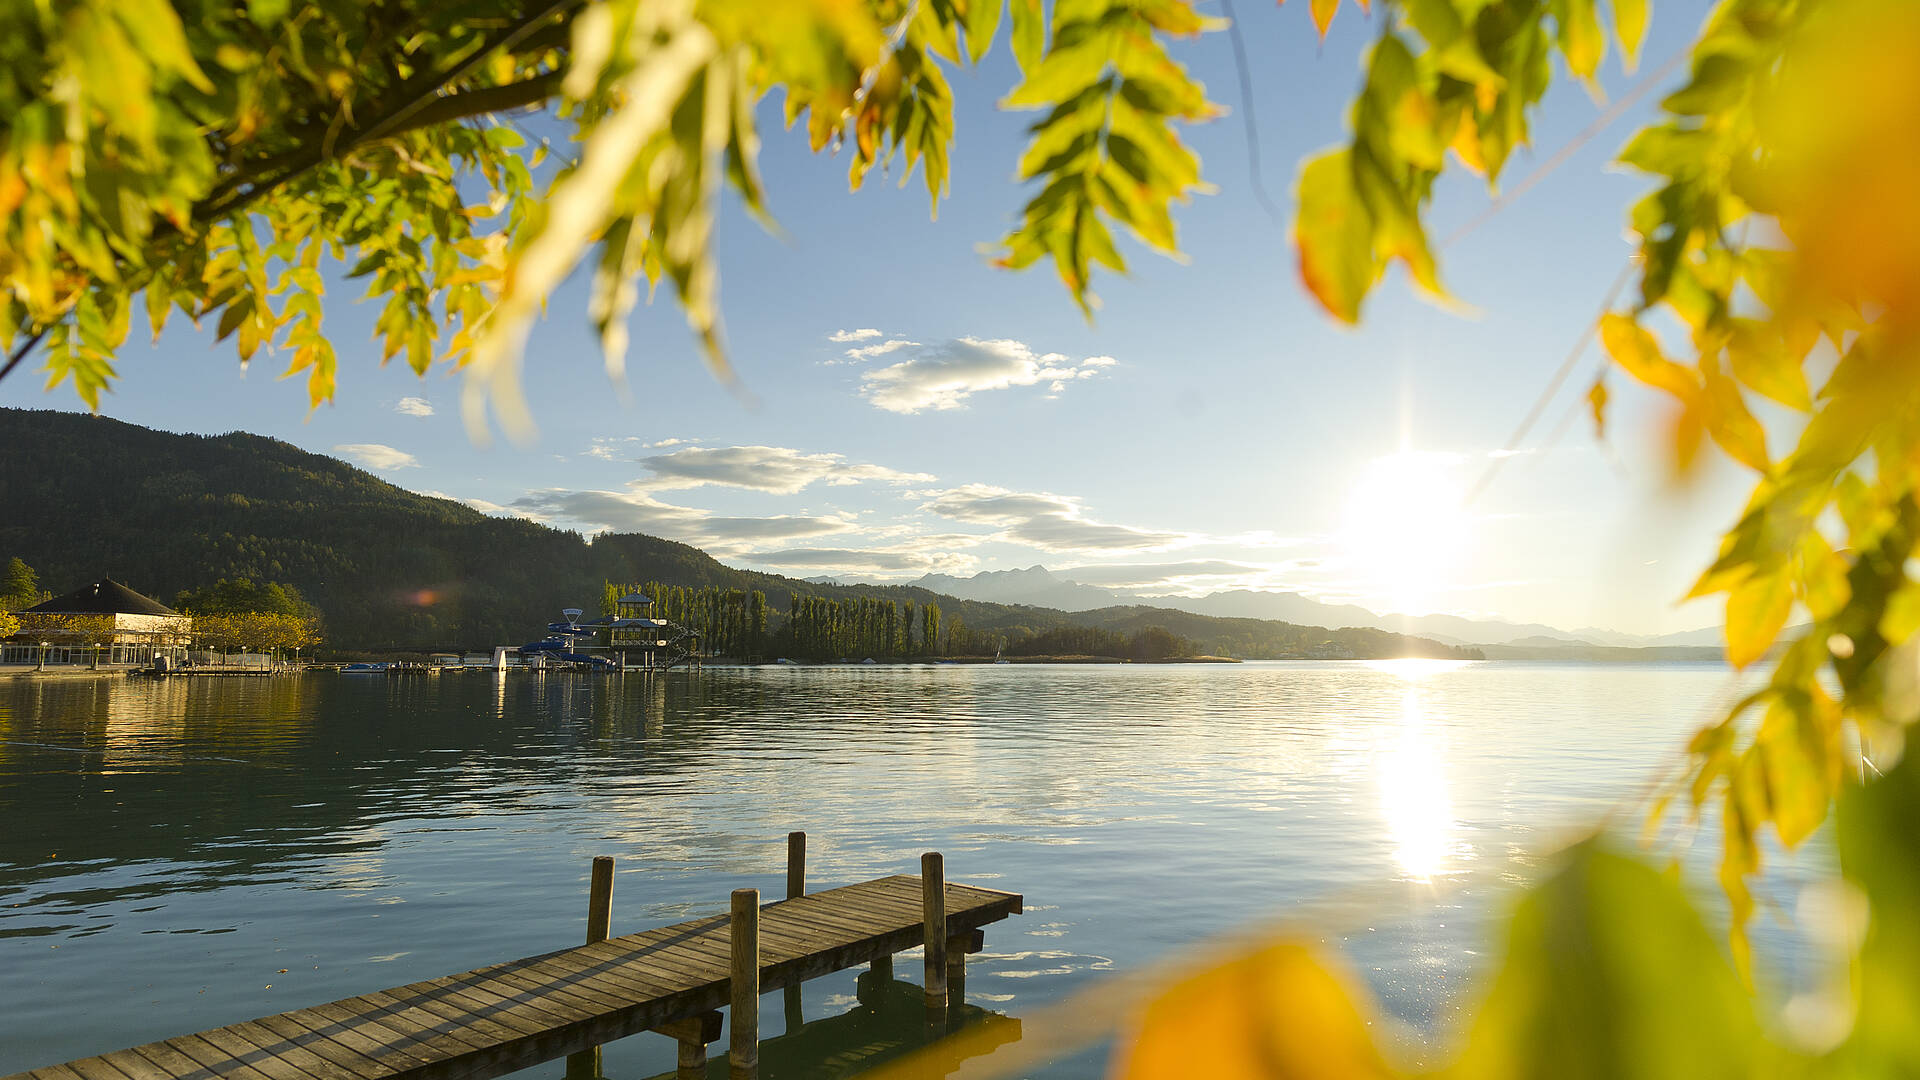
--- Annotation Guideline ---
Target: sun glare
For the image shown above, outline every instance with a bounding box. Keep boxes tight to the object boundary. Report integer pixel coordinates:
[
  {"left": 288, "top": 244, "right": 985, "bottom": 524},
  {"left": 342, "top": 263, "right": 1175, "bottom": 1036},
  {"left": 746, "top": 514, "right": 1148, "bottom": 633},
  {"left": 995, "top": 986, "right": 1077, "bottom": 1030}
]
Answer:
[
  {"left": 1379, "top": 689, "right": 1460, "bottom": 882},
  {"left": 1342, "top": 451, "right": 1473, "bottom": 614}
]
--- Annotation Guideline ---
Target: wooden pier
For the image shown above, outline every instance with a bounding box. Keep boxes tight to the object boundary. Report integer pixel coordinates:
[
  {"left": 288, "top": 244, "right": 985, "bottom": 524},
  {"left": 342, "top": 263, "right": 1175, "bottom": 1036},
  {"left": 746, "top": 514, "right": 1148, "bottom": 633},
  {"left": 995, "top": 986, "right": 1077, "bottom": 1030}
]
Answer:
[{"left": 5, "top": 836, "right": 1020, "bottom": 1080}]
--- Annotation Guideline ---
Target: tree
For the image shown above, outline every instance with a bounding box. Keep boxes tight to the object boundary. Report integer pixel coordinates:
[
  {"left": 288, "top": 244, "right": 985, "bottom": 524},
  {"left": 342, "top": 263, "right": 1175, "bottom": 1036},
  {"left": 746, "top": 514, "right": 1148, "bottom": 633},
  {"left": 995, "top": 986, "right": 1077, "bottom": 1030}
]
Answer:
[
  {"left": 1, "top": 557, "right": 40, "bottom": 609},
  {"left": 0, "top": 0, "right": 1213, "bottom": 438}
]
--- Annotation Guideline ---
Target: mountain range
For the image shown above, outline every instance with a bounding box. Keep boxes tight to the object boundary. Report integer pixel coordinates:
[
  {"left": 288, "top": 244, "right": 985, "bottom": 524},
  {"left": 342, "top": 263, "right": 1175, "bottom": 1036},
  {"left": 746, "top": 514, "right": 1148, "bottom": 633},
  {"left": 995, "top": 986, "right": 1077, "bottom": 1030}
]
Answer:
[
  {"left": 906, "top": 566, "right": 1722, "bottom": 648},
  {"left": 0, "top": 408, "right": 1484, "bottom": 661}
]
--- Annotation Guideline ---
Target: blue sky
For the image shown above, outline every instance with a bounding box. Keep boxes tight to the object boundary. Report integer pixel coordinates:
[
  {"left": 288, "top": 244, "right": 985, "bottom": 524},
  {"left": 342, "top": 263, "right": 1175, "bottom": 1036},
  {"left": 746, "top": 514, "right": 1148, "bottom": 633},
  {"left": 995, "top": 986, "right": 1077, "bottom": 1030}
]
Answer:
[{"left": 2, "top": 0, "right": 1748, "bottom": 635}]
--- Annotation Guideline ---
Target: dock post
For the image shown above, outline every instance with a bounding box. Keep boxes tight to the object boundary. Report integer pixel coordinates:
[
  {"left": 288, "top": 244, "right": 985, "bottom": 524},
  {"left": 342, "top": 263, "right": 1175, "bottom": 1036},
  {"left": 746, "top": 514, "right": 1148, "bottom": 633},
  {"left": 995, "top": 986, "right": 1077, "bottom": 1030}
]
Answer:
[
  {"left": 946, "top": 932, "right": 968, "bottom": 1010},
  {"left": 784, "top": 831, "right": 806, "bottom": 1031},
  {"left": 565, "top": 856, "right": 615, "bottom": 1080},
  {"left": 786, "top": 831, "right": 806, "bottom": 899},
  {"left": 730, "top": 888, "right": 760, "bottom": 1080},
  {"left": 921, "top": 852, "right": 947, "bottom": 1010}
]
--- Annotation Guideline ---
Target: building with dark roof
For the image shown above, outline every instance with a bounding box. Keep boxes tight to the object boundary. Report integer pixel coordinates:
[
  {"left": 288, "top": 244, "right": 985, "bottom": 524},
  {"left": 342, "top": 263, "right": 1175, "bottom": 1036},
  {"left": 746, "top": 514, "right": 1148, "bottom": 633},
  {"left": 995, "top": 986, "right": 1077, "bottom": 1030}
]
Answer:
[{"left": 3, "top": 579, "right": 192, "bottom": 667}]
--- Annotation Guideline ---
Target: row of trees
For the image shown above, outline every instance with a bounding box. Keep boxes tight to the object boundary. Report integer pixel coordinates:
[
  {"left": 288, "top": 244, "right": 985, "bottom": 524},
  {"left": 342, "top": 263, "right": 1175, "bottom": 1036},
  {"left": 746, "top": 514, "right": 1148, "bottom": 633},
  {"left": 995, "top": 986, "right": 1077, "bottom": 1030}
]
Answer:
[
  {"left": 172, "top": 577, "right": 324, "bottom": 659},
  {"left": 1005, "top": 625, "right": 1195, "bottom": 661},
  {"left": 782, "top": 595, "right": 954, "bottom": 660},
  {"left": 601, "top": 581, "right": 770, "bottom": 659}
]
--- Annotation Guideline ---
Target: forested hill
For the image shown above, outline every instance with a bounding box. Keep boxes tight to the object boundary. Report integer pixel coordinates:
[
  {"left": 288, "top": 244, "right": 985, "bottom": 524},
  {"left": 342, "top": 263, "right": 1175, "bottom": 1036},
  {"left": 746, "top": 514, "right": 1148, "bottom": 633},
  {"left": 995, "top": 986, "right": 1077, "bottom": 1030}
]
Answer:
[{"left": 0, "top": 408, "right": 1475, "bottom": 660}]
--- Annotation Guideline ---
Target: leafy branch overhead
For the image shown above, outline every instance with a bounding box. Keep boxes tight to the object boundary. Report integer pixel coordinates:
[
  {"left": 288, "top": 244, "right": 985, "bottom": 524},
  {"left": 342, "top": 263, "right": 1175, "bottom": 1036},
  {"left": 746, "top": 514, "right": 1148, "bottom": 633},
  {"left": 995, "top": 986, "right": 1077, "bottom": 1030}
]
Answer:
[
  {"left": 0, "top": 0, "right": 1220, "bottom": 437},
  {"left": 12, "top": 0, "right": 1920, "bottom": 967},
  {"left": 1284, "top": 0, "right": 1920, "bottom": 968}
]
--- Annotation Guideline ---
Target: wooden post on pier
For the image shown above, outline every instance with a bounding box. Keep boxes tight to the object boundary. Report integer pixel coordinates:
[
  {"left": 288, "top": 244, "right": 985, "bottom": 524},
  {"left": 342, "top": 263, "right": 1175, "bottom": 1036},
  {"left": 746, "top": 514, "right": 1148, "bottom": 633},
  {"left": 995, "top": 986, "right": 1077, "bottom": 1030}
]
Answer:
[
  {"left": 786, "top": 831, "right": 806, "bottom": 898},
  {"left": 730, "top": 888, "right": 760, "bottom": 1080},
  {"left": 784, "top": 832, "right": 806, "bottom": 1031},
  {"left": 921, "top": 852, "right": 947, "bottom": 1011},
  {"left": 565, "top": 856, "right": 615, "bottom": 1080}
]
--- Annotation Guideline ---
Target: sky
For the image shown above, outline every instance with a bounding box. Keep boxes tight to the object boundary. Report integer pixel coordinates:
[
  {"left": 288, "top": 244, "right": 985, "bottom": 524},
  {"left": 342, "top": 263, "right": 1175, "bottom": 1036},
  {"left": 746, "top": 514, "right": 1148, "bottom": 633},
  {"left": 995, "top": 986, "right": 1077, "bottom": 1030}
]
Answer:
[{"left": 1, "top": 0, "right": 1753, "bottom": 636}]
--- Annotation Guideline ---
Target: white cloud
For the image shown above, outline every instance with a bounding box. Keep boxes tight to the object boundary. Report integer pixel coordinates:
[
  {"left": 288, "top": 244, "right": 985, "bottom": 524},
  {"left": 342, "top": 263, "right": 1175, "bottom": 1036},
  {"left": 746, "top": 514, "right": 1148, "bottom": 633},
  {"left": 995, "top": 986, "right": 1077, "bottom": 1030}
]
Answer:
[
  {"left": 918, "top": 484, "right": 1187, "bottom": 552},
  {"left": 832, "top": 338, "right": 920, "bottom": 365},
  {"left": 635, "top": 445, "right": 935, "bottom": 494},
  {"left": 829, "top": 328, "right": 883, "bottom": 342},
  {"left": 737, "top": 545, "right": 980, "bottom": 578},
  {"left": 334, "top": 444, "right": 419, "bottom": 471},
  {"left": 395, "top": 397, "right": 434, "bottom": 417},
  {"left": 510, "top": 488, "right": 857, "bottom": 552},
  {"left": 860, "top": 338, "right": 1116, "bottom": 413},
  {"left": 417, "top": 490, "right": 524, "bottom": 517}
]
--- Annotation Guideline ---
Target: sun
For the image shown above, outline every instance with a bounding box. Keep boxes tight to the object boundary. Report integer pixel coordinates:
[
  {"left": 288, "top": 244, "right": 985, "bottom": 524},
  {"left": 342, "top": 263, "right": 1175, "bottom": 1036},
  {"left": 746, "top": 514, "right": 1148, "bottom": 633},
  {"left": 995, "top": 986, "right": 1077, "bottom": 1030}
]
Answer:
[{"left": 1340, "top": 451, "right": 1473, "bottom": 614}]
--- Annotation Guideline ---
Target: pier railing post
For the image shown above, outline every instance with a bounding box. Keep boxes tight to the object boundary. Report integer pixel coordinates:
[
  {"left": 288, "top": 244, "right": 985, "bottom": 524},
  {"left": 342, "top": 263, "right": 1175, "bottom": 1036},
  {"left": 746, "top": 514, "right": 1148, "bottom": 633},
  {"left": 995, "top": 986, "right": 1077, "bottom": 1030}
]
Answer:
[
  {"left": 921, "top": 852, "right": 947, "bottom": 1011},
  {"left": 730, "top": 888, "right": 760, "bottom": 1080},
  {"left": 786, "top": 831, "right": 806, "bottom": 899},
  {"left": 784, "top": 831, "right": 806, "bottom": 1032},
  {"left": 565, "top": 856, "right": 615, "bottom": 1080}
]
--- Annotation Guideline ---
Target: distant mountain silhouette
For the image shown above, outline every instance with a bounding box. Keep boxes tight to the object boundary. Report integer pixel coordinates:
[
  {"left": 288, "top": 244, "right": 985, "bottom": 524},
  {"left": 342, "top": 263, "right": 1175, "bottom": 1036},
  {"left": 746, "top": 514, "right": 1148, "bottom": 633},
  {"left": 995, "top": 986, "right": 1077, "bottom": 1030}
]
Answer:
[
  {"left": 908, "top": 566, "right": 1717, "bottom": 648},
  {"left": 0, "top": 408, "right": 1482, "bottom": 661}
]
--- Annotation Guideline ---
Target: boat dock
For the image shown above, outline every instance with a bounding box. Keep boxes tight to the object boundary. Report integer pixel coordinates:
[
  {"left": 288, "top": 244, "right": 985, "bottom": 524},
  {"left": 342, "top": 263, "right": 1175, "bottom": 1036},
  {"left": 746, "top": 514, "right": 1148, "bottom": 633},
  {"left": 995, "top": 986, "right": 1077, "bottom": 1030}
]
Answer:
[{"left": 4, "top": 836, "right": 1021, "bottom": 1080}]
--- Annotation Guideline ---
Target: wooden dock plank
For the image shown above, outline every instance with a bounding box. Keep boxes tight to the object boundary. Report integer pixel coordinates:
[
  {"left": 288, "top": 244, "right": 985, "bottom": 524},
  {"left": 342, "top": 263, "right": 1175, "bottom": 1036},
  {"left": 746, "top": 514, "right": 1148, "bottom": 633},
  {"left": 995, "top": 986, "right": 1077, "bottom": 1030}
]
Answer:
[{"left": 5, "top": 876, "right": 1022, "bottom": 1080}]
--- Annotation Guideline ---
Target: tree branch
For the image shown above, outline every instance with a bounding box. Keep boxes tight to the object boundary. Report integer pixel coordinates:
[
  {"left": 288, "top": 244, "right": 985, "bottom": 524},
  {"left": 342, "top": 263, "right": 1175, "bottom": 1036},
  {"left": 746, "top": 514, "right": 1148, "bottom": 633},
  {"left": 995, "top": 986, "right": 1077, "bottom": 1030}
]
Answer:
[
  {"left": 198, "top": 0, "right": 585, "bottom": 224},
  {"left": 0, "top": 327, "right": 49, "bottom": 388}
]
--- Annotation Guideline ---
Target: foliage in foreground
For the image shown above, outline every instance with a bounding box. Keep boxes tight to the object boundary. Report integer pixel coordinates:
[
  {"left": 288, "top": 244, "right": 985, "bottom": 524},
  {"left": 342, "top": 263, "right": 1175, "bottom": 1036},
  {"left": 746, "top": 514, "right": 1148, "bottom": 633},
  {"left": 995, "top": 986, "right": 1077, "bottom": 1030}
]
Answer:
[
  {"left": 871, "top": 749, "right": 1912, "bottom": 1080},
  {"left": 1281, "top": 0, "right": 1920, "bottom": 965},
  {"left": 0, "top": 0, "right": 1219, "bottom": 437}
]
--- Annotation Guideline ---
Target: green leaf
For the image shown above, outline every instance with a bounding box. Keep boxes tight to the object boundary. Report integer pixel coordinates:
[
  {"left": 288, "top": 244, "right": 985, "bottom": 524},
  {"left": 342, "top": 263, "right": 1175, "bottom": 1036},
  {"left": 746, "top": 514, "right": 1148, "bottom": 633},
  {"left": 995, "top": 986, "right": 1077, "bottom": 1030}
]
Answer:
[
  {"left": 1010, "top": 0, "right": 1045, "bottom": 71},
  {"left": 1552, "top": 0, "right": 1606, "bottom": 83},
  {"left": 1002, "top": 35, "right": 1112, "bottom": 108},
  {"left": 1725, "top": 564, "right": 1792, "bottom": 669},
  {"left": 1442, "top": 840, "right": 1769, "bottom": 1080},
  {"left": 1294, "top": 150, "right": 1375, "bottom": 324},
  {"left": 961, "top": 0, "right": 1003, "bottom": 64},
  {"left": 1839, "top": 747, "right": 1920, "bottom": 1074}
]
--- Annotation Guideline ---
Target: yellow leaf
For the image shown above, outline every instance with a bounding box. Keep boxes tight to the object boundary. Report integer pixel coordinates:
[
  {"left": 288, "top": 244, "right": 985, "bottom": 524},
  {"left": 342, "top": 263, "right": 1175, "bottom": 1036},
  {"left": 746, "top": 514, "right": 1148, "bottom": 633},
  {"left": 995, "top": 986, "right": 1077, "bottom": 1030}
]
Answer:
[
  {"left": 1600, "top": 314, "right": 1697, "bottom": 399},
  {"left": 1295, "top": 150, "right": 1376, "bottom": 324},
  {"left": 1725, "top": 567, "right": 1793, "bottom": 669},
  {"left": 1701, "top": 369, "right": 1769, "bottom": 471},
  {"left": 1757, "top": 698, "right": 1830, "bottom": 847},
  {"left": 1111, "top": 943, "right": 1395, "bottom": 1080},
  {"left": 1614, "top": 0, "right": 1649, "bottom": 69},
  {"left": 1587, "top": 377, "right": 1609, "bottom": 437},
  {"left": 1879, "top": 581, "right": 1920, "bottom": 645}
]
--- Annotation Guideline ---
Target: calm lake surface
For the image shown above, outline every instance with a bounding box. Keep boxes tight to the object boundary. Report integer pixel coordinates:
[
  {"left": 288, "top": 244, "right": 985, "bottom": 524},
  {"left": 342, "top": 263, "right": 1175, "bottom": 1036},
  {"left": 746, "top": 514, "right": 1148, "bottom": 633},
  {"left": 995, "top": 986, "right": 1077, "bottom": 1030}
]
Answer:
[{"left": 0, "top": 662, "right": 1828, "bottom": 1077}]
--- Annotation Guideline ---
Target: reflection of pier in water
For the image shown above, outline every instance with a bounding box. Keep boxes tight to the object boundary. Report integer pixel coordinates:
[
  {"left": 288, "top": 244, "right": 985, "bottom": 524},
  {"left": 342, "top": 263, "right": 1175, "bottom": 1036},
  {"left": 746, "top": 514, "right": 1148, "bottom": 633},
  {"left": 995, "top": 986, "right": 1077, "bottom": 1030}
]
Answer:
[{"left": 643, "top": 972, "right": 1021, "bottom": 1080}]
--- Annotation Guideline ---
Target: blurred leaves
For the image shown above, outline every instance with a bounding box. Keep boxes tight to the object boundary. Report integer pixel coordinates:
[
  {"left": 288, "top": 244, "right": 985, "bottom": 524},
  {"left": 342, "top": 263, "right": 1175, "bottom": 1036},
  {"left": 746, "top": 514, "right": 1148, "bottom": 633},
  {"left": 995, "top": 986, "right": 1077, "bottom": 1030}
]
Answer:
[
  {"left": 0, "top": 0, "right": 1224, "bottom": 431},
  {"left": 1092, "top": 840, "right": 1813, "bottom": 1080},
  {"left": 1111, "top": 943, "right": 1394, "bottom": 1080}
]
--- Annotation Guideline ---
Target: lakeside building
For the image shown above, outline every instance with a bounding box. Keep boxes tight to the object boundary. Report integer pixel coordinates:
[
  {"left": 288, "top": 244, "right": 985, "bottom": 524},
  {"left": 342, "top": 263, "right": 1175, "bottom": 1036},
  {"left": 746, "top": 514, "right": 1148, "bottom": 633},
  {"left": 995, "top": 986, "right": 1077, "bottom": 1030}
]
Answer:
[{"left": 2, "top": 578, "right": 193, "bottom": 666}]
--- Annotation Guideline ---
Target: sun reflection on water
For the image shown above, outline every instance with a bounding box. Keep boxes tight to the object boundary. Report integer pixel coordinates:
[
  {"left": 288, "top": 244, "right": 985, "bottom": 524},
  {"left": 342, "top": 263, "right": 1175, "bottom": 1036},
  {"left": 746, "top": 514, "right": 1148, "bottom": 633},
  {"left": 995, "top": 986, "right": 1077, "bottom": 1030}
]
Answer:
[{"left": 1378, "top": 687, "right": 1462, "bottom": 882}]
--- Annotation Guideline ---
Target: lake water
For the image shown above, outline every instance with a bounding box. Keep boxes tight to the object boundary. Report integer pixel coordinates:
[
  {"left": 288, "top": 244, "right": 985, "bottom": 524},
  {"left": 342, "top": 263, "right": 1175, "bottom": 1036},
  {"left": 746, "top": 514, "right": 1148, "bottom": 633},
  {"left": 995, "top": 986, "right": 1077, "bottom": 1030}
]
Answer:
[{"left": 0, "top": 662, "right": 1829, "bottom": 1078}]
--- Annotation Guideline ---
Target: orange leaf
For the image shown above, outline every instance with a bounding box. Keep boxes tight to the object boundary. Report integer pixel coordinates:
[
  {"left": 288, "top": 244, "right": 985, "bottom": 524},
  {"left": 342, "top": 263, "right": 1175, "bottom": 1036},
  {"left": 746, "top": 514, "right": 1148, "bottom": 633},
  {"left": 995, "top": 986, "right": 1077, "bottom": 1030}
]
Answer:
[
  {"left": 1310, "top": 0, "right": 1340, "bottom": 38},
  {"left": 1110, "top": 943, "right": 1396, "bottom": 1080}
]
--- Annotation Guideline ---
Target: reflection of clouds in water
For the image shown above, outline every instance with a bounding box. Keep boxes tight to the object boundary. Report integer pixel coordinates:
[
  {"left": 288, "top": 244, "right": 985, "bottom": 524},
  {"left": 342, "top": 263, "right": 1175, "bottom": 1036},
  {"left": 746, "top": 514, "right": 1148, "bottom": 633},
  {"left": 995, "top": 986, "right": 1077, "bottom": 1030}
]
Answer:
[{"left": 978, "top": 949, "right": 1116, "bottom": 979}]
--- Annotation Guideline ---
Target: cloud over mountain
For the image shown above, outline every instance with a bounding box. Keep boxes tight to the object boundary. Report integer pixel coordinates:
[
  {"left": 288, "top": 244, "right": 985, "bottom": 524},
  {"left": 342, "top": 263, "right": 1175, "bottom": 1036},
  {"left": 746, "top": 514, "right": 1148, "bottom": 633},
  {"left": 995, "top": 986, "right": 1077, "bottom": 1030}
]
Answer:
[
  {"left": 334, "top": 443, "right": 418, "bottom": 470},
  {"left": 918, "top": 484, "right": 1187, "bottom": 552},
  {"left": 635, "top": 445, "right": 935, "bottom": 494},
  {"left": 859, "top": 338, "right": 1116, "bottom": 413},
  {"left": 511, "top": 488, "right": 857, "bottom": 552}
]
